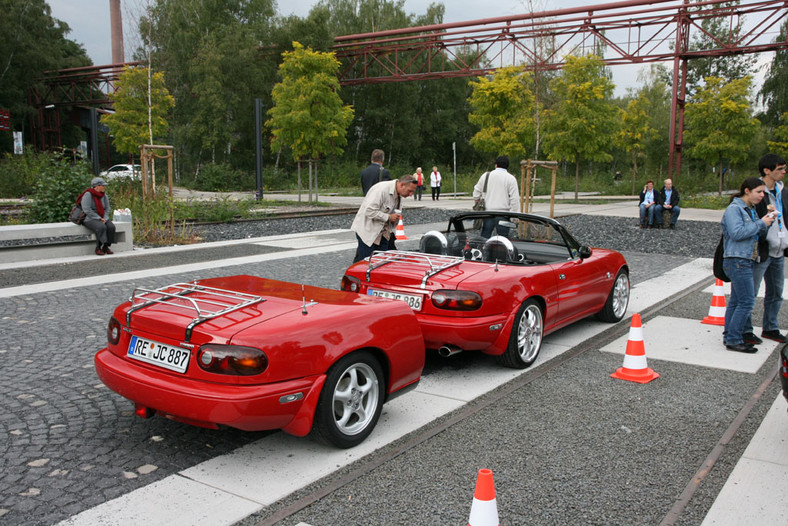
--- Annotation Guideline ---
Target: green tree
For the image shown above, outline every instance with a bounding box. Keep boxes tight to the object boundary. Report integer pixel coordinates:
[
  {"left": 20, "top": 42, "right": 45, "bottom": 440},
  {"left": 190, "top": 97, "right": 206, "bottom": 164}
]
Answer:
[
  {"left": 684, "top": 76, "right": 760, "bottom": 194},
  {"left": 767, "top": 111, "right": 788, "bottom": 156},
  {"left": 636, "top": 65, "right": 672, "bottom": 178},
  {"left": 142, "top": 0, "right": 277, "bottom": 175},
  {"left": 542, "top": 54, "right": 621, "bottom": 199},
  {"left": 759, "top": 20, "right": 788, "bottom": 127},
  {"left": 101, "top": 66, "right": 174, "bottom": 157},
  {"left": 266, "top": 42, "right": 354, "bottom": 201},
  {"left": 0, "top": 0, "right": 91, "bottom": 151},
  {"left": 620, "top": 95, "right": 658, "bottom": 194},
  {"left": 467, "top": 67, "right": 536, "bottom": 162}
]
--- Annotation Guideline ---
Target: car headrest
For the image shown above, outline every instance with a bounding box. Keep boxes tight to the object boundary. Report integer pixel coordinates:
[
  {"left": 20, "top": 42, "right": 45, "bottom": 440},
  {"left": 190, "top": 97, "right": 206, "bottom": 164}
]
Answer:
[
  {"left": 420, "top": 230, "right": 449, "bottom": 255},
  {"left": 482, "top": 236, "right": 518, "bottom": 263}
]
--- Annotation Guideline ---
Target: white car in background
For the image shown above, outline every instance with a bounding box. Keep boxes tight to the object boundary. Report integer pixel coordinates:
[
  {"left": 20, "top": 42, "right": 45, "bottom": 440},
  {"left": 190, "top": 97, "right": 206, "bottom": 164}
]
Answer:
[{"left": 100, "top": 164, "right": 141, "bottom": 181}]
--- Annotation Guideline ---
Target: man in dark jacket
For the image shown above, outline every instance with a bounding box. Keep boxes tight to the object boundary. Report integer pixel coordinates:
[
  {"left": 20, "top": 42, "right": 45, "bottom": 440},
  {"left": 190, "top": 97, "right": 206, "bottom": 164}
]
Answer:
[
  {"left": 360, "top": 149, "right": 390, "bottom": 196},
  {"left": 743, "top": 153, "right": 788, "bottom": 344},
  {"left": 655, "top": 178, "right": 681, "bottom": 229}
]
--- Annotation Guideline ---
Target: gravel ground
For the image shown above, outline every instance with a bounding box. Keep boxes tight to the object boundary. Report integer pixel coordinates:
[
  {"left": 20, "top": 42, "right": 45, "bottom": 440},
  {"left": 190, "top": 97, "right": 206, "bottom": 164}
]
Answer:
[{"left": 192, "top": 209, "right": 720, "bottom": 259}]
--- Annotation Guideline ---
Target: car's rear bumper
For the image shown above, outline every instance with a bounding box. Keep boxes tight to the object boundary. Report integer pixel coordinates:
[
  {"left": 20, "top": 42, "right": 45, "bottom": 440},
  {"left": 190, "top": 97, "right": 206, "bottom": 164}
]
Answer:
[
  {"left": 95, "top": 348, "right": 323, "bottom": 433},
  {"left": 415, "top": 312, "right": 509, "bottom": 354}
]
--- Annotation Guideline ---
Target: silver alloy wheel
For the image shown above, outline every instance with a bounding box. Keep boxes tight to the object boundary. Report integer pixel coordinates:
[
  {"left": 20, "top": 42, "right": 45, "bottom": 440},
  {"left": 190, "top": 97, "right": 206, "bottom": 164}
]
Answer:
[
  {"left": 611, "top": 272, "right": 630, "bottom": 319},
  {"left": 331, "top": 362, "right": 380, "bottom": 436},
  {"left": 517, "top": 303, "right": 543, "bottom": 363}
]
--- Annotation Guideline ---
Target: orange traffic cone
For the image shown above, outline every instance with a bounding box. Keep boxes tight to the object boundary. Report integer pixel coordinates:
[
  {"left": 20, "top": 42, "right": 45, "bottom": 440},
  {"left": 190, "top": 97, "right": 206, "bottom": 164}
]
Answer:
[
  {"left": 611, "top": 313, "right": 659, "bottom": 384},
  {"left": 395, "top": 217, "right": 408, "bottom": 240},
  {"left": 468, "top": 469, "right": 499, "bottom": 526},
  {"left": 701, "top": 279, "right": 727, "bottom": 326}
]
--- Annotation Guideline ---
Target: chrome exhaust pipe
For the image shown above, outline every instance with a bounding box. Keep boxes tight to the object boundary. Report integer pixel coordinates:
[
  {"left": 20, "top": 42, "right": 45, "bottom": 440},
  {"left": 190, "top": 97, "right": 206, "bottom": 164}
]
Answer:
[{"left": 438, "top": 345, "right": 463, "bottom": 357}]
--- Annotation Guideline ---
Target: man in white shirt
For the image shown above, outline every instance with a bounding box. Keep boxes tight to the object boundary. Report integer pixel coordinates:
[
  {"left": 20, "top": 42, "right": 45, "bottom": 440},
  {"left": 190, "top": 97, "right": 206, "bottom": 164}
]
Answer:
[
  {"left": 351, "top": 174, "right": 418, "bottom": 262},
  {"left": 472, "top": 155, "right": 520, "bottom": 238}
]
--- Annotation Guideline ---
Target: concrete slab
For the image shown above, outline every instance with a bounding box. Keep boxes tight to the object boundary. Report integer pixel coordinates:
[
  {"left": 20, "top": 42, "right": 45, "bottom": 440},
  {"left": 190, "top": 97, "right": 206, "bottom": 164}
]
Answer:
[
  {"left": 701, "top": 395, "right": 788, "bottom": 526},
  {"left": 599, "top": 316, "right": 777, "bottom": 373},
  {"left": 57, "top": 475, "right": 263, "bottom": 526},
  {"left": 179, "top": 389, "right": 465, "bottom": 505},
  {"left": 629, "top": 258, "right": 713, "bottom": 314}
]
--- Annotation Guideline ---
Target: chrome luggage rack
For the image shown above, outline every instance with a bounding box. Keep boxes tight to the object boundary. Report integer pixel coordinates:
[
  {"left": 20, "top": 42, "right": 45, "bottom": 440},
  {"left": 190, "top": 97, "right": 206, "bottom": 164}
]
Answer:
[
  {"left": 126, "top": 282, "right": 265, "bottom": 341},
  {"left": 366, "top": 251, "right": 464, "bottom": 289}
]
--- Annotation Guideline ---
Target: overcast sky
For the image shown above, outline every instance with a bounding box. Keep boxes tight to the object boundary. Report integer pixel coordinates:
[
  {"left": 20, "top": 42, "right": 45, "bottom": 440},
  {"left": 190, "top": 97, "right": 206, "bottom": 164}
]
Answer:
[{"left": 48, "top": 0, "right": 772, "bottom": 98}]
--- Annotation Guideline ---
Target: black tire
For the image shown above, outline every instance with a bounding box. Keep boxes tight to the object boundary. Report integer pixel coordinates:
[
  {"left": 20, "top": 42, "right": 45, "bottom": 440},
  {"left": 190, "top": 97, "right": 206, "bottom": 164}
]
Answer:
[
  {"left": 498, "top": 299, "right": 543, "bottom": 369},
  {"left": 311, "top": 351, "right": 384, "bottom": 448},
  {"left": 596, "top": 269, "right": 630, "bottom": 323}
]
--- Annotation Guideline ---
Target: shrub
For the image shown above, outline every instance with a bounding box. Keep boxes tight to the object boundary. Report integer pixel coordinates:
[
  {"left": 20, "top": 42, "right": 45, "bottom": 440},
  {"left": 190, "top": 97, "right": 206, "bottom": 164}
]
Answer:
[
  {"left": 0, "top": 151, "right": 53, "bottom": 198},
  {"left": 28, "top": 156, "right": 93, "bottom": 223}
]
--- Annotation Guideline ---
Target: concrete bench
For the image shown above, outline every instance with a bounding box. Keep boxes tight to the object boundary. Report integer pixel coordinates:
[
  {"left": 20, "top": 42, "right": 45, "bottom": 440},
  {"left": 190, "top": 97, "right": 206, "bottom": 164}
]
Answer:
[{"left": 0, "top": 221, "right": 133, "bottom": 263}]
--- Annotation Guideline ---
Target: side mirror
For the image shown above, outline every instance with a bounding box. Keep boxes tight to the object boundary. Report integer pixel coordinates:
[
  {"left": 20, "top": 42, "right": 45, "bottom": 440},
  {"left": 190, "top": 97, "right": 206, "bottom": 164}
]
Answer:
[{"left": 578, "top": 246, "right": 592, "bottom": 259}]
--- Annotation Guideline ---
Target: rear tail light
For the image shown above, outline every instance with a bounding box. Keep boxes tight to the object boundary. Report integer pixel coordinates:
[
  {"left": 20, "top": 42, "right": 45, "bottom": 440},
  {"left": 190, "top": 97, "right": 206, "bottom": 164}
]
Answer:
[
  {"left": 341, "top": 275, "right": 361, "bottom": 292},
  {"left": 197, "top": 344, "right": 268, "bottom": 376},
  {"left": 431, "top": 290, "right": 482, "bottom": 311},
  {"left": 107, "top": 317, "right": 122, "bottom": 345}
]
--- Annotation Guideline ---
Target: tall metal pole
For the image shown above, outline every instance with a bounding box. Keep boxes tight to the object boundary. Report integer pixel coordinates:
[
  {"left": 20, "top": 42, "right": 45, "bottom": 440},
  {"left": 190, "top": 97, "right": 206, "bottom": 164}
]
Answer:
[
  {"left": 254, "top": 98, "right": 263, "bottom": 200},
  {"left": 452, "top": 141, "right": 457, "bottom": 198},
  {"left": 89, "top": 108, "right": 99, "bottom": 175}
]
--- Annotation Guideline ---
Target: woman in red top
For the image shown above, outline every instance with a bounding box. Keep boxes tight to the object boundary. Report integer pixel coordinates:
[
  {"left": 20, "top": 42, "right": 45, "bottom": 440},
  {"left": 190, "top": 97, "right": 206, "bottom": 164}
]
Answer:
[
  {"left": 79, "top": 177, "right": 116, "bottom": 256},
  {"left": 413, "top": 167, "right": 424, "bottom": 200}
]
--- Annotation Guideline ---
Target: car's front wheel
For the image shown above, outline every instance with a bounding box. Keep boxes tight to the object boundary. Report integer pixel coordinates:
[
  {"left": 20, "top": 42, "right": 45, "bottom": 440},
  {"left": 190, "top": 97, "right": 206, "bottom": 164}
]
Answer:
[
  {"left": 311, "top": 351, "right": 384, "bottom": 448},
  {"left": 597, "top": 269, "right": 630, "bottom": 322},
  {"left": 498, "top": 299, "right": 543, "bottom": 369}
]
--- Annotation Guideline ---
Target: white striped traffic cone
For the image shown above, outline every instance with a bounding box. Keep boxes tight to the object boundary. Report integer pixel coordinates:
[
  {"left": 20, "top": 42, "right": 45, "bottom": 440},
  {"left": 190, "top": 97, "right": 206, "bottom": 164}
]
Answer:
[
  {"left": 701, "top": 279, "right": 727, "bottom": 326},
  {"left": 468, "top": 469, "right": 499, "bottom": 526},
  {"left": 611, "top": 313, "right": 659, "bottom": 384},
  {"left": 395, "top": 217, "right": 408, "bottom": 240}
]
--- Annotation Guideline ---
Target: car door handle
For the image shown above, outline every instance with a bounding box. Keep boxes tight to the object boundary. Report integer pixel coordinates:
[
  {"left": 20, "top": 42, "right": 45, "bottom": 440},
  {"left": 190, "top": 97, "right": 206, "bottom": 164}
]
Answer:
[{"left": 559, "top": 273, "right": 566, "bottom": 280}]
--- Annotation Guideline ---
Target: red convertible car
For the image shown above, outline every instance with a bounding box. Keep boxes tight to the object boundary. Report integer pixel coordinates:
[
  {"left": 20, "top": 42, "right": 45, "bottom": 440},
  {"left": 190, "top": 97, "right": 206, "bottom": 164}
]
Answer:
[
  {"left": 341, "top": 211, "right": 630, "bottom": 369},
  {"left": 94, "top": 276, "right": 425, "bottom": 448}
]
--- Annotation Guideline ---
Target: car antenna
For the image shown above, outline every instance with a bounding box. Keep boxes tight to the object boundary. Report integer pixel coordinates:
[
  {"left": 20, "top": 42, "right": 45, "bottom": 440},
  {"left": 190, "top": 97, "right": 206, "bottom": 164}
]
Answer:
[{"left": 302, "top": 284, "right": 308, "bottom": 315}]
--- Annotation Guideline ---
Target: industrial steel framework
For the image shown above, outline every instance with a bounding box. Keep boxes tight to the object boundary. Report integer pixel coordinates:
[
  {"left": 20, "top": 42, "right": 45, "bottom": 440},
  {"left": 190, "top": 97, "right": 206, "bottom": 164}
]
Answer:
[
  {"left": 28, "top": 0, "right": 788, "bottom": 176},
  {"left": 333, "top": 0, "right": 788, "bottom": 176},
  {"left": 27, "top": 62, "right": 140, "bottom": 150}
]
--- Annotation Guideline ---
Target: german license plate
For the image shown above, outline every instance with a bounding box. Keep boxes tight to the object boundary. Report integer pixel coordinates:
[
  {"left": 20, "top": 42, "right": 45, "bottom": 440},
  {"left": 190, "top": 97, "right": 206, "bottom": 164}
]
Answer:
[
  {"left": 368, "top": 288, "right": 423, "bottom": 311},
  {"left": 128, "top": 336, "right": 190, "bottom": 373}
]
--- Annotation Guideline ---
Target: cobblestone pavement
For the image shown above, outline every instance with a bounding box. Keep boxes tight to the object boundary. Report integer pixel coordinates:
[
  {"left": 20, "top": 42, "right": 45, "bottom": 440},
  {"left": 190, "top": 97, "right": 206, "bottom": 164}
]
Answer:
[{"left": 0, "top": 247, "right": 362, "bottom": 525}]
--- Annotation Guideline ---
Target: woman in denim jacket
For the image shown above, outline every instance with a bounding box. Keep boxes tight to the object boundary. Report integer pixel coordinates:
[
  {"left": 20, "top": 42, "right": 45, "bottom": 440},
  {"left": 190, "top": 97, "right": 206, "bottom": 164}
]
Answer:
[{"left": 721, "top": 177, "right": 775, "bottom": 352}]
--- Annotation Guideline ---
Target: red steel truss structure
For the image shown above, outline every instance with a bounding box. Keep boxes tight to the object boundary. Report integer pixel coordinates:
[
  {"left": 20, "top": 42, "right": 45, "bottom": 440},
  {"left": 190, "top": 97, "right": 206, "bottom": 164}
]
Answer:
[
  {"left": 333, "top": 0, "right": 788, "bottom": 177},
  {"left": 27, "top": 63, "right": 139, "bottom": 150}
]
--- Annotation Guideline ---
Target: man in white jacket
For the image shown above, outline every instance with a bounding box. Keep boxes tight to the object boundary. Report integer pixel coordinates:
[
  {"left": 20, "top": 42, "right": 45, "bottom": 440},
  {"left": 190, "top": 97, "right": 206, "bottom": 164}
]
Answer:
[
  {"left": 351, "top": 174, "right": 418, "bottom": 262},
  {"left": 472, "top": 155, "right": 520, "bottom": 238}
]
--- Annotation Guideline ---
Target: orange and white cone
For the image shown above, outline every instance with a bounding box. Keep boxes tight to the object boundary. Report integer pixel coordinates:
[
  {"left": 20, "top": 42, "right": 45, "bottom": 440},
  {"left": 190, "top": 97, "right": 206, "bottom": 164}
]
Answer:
[
  {"left": 468, "top": 469, "right": 499, "bottom": 526},
  {"left": 701, "top": 279, "right": 727, "bottom": 326},
  {"left": 395, "top": 217, "right": 408, "bottom": 240},
  {"left": 611, "top": 313, "right": 659, "bottom": 384}
]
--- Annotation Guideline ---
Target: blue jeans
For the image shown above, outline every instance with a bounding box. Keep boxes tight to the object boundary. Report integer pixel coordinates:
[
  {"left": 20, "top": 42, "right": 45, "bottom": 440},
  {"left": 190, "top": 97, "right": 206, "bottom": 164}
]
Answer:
[
  {"left": 745, "top": 255, "right": 785, "bottom": 333},
  {"left": 481, "top": 217, "right": 511, "bottom": 239},
  {"left": 639, "top": 204, "right": 655, "bottom": 226},
  {"left": 353, "top": 233, "right": 391, "bottom": 263},
  {"left": 723, "top": 257, "right": 755, "bottom": 345},
  {"left": 654, "top": 205, "right": 681, "bottom": 226}
]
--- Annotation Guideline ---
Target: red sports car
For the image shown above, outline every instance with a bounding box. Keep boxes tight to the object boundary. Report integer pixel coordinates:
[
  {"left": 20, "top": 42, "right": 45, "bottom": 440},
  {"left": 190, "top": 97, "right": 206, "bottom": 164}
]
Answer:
[
  {"left": 341, "top": 211, "right": 630, "bottom": 369},
  {"left": 94, "top": 275, "right": 425, "bottom": 448}
]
